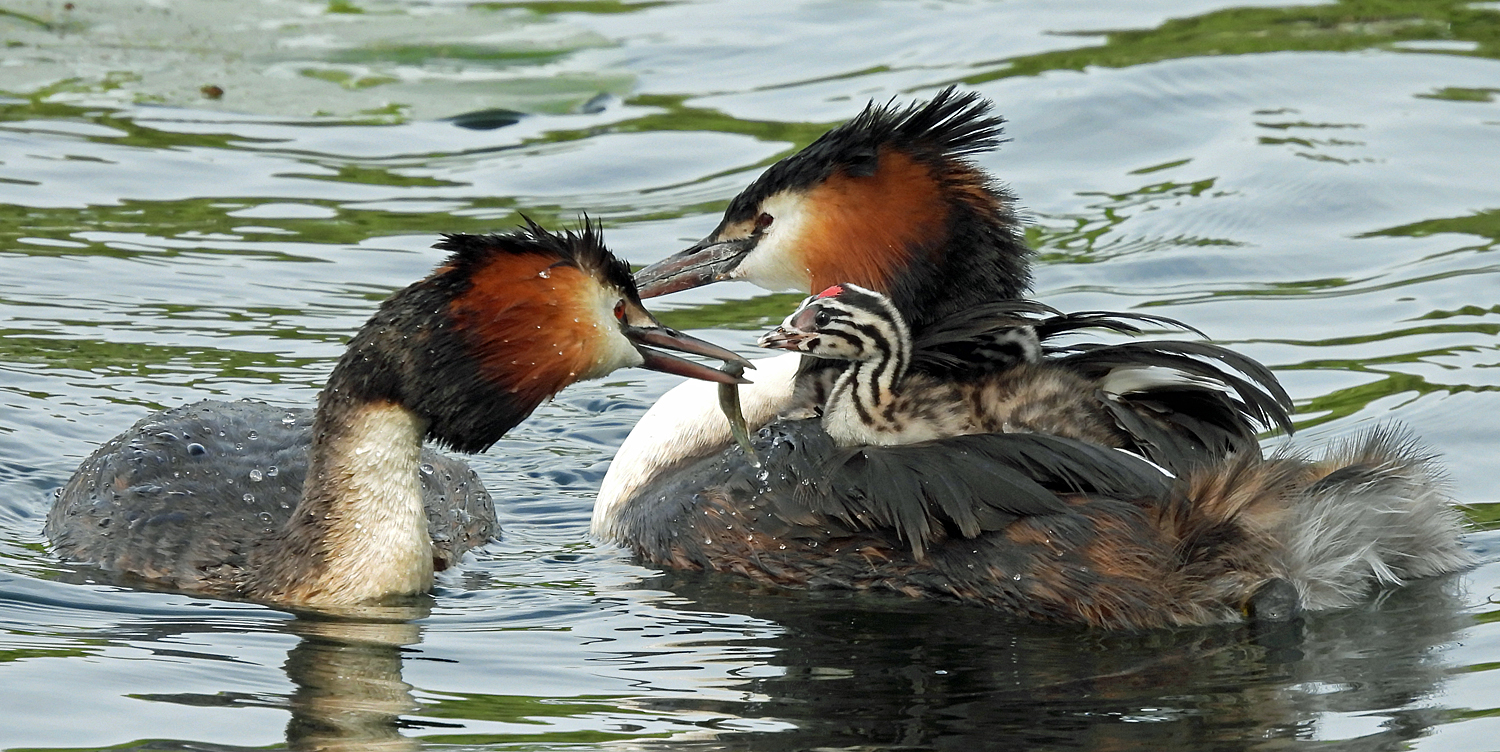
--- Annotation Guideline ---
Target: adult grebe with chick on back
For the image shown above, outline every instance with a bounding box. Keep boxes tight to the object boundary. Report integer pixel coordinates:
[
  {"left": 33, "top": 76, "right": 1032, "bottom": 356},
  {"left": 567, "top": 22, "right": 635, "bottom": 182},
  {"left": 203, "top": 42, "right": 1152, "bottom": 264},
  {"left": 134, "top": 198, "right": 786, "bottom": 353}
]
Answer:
[{"left": 595, "top": 89, "right": 1474, "bottom": 629}]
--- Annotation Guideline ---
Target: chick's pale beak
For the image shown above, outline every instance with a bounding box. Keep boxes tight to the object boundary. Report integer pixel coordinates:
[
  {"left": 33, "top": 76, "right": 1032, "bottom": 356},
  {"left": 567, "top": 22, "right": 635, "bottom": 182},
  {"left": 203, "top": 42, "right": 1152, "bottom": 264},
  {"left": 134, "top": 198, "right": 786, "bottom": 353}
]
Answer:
[
  {"left": 634, "top": 235, "right": 755, "bottom": 299},
  {"left": 623, "top": 324, "right": 750, "bottom": 385},
  {"left": 757, "top": 326, "right": 813, "bottom": 352}
]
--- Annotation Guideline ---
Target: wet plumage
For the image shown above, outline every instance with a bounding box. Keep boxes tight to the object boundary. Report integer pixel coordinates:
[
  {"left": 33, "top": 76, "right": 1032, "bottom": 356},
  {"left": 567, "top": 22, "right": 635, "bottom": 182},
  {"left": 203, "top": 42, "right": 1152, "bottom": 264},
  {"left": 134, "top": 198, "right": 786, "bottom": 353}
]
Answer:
[{"left": 49, "top": 221, "right": 743, "bottom": 607}]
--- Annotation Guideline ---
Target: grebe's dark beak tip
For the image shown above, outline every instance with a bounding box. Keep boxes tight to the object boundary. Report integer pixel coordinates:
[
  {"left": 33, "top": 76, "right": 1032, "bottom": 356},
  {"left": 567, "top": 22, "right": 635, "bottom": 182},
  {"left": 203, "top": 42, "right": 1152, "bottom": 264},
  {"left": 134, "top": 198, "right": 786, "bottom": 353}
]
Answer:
[
  {"left": 625, "top": 325, "right": 748, "bottom": 383},
  {"left": 635, "top": 346, "right": 749, "bottom": 385},
  {"left": 626, "top": 324, "right": 745, "bottom": 366}
]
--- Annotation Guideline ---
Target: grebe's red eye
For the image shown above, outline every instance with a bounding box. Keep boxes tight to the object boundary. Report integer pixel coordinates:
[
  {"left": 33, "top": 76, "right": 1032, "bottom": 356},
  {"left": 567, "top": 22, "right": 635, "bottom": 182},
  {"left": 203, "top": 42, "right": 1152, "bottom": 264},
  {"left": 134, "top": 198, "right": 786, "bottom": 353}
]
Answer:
[
  {"left": 614, "top": 300, "right": 626, "bottom": 321},
  {"left": 754, "top": 212, "right": 774, "bottom": 233}
]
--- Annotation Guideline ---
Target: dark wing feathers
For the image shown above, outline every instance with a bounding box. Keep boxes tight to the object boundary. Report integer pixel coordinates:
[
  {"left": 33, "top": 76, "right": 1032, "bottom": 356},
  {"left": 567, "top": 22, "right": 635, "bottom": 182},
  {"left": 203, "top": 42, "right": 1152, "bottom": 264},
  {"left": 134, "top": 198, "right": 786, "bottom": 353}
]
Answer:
[
  {"left": 911, "top": 300, "right": 1055, "bottom": 348},
  {"left": 1034, "top": 309, "right": 1208, "bottom": 340},
  {"left": 616, "top": 419, "right": 1174, "bottom": 564},
  {"left": 1058, "top": 340, "right": 1294, "bottom": 435},
  {"left": 774, "top": 423, "right": 1171, "bottom": 558},
  {"left": 906, "top": 302, "right": 1293, "bottom": 472},
  {"left": 911, "top": 304, "right": 1214, "bottom": 373},
  {"left": 1100, "top": 390, "right": 1252, "bottom": 467},
  {"left": 1050, "top": 339, "right": 1294, "bottom": 470},
  {"left": 912, "top": 303, "right": 1207, "bottom": 342}
]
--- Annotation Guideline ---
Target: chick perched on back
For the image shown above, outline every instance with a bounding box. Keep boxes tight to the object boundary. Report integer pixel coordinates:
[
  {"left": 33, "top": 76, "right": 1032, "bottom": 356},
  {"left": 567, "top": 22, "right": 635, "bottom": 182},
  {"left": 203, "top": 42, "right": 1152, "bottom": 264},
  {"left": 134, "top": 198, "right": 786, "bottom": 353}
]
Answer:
[
  {"left": 759, "top": 283, "right": 1123, "bottom": 448},
  {"left": 608, "top": 87, "right": 1294, "bottom": 517}
]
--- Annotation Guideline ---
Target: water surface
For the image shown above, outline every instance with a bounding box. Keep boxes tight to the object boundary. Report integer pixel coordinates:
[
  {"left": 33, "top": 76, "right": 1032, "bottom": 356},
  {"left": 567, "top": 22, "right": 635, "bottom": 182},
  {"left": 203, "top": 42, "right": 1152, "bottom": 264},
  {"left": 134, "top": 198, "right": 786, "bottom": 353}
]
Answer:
[{"left": 2, "top": 0, "right": 1499, "bottom": 749}]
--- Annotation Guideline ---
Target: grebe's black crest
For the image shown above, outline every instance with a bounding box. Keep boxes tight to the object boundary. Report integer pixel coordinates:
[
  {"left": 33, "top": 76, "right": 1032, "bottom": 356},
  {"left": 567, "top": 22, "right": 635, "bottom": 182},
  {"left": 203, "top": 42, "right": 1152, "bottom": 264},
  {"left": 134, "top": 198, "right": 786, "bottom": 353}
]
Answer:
[
  {"left": 724, "top": 86, "right": 1005, "bottom": 221},
  {"left": 435, "top": 217, "right": 637, "bottom": 300},
  {"left": 636, "top": 86, "right": 1032, "bottom": 312}
]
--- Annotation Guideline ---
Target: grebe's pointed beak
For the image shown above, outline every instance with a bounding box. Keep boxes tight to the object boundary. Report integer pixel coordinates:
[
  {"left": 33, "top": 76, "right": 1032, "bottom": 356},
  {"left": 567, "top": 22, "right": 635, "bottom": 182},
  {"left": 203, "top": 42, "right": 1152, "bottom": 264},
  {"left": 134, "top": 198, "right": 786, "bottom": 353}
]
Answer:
[
  {"left": 620, "top": 300, "right": 751, "bottom": 384},
  {"left": 634, "top": 234, "right": 756, "bottom": 299},
  {"left": 633, "top": 345, "right": 750, "bottom": 385}
]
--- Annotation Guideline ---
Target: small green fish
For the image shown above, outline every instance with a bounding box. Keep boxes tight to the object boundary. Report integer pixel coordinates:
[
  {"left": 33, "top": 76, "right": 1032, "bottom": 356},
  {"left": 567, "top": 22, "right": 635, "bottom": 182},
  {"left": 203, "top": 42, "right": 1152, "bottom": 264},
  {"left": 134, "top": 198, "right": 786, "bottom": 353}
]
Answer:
[{"left": 717, "top": 361, "right": 761, "bottom": 468}]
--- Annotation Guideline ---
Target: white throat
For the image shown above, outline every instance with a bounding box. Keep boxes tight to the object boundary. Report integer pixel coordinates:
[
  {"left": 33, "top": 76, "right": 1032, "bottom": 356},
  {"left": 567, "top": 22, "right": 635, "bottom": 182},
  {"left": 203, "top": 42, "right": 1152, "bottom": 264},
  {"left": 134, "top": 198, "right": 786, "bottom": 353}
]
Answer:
[
  {"left": 304, "top": 402, "right": 434, "bottom": 604},
  {"left": 595, "top": 353, "right": 803, "bottom": 539}
]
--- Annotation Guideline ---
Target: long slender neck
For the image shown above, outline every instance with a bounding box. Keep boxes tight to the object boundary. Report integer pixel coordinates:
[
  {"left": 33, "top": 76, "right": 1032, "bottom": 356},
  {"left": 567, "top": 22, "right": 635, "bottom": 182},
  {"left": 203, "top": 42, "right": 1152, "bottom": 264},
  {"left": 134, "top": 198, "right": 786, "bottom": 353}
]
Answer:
[
  {"left": 824, "top": 317, "right": 912, "bottom": 446},
  {"left": 249, "top": 395, "right": 434, "bottom": 605}
]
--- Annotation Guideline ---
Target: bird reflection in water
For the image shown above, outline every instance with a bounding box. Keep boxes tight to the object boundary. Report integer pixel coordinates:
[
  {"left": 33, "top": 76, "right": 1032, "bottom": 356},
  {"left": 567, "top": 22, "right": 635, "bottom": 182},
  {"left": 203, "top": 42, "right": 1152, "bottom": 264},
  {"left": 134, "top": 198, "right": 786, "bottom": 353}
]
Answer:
[
  {"left": 281, "top": 606, "right": 440, "bottom": 752},
  {"left": 632, "top": 569, "right": 1472, "bottom": 750},
  {"left": 121, "top": 603, "right": 437, "bottom": 751}
]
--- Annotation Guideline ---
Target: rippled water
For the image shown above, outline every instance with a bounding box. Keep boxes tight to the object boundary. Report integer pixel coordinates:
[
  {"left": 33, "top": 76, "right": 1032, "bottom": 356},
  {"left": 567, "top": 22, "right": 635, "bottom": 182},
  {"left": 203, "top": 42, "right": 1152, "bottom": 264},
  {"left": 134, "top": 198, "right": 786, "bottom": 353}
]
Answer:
[{"left": 3, "top": 1, "right": 1499, "bottom": 749}]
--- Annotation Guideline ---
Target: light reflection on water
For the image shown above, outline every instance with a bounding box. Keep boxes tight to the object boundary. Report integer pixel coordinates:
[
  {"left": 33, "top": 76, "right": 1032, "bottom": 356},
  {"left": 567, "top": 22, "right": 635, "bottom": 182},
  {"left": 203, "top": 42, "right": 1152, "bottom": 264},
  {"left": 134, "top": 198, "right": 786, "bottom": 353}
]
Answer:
[{"left": 2, "top": 0, "right": 1499, "bottom": 749}]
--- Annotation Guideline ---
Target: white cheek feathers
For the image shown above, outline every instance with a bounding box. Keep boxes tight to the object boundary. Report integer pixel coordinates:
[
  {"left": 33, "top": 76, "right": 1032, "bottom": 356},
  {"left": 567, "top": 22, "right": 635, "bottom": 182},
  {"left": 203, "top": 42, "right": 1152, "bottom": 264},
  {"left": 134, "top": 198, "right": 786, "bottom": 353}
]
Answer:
[
  {"left": 577, "top": 287, "right": 645, "bottom": 381},
  {"left": 731, "top": 191, "right": 814, "bottom": 293}
]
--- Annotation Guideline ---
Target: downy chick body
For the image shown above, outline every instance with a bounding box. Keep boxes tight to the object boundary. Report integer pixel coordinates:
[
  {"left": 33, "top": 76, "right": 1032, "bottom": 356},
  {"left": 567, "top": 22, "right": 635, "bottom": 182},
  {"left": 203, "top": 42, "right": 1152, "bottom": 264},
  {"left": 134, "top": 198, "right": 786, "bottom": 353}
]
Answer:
[{"left": 759, "top": 283, "right": 1121, "bottom": 448}]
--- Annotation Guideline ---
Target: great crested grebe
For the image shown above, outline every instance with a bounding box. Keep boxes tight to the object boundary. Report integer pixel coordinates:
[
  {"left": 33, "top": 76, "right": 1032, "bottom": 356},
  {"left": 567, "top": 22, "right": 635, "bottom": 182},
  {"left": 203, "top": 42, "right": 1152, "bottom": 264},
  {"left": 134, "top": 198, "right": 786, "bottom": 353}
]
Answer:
[
  {"left": 606, "top": 280, "right": 1472, "bottom": 628},
  {"left": 590, "top": 90, "right": 1474, "bottom": 627},
  {"left": 758, "top": 284, "right": 1290, "bottom": 455},
  {"left": 599, "top": 87, "right": 1287, "bottom": 523},
  {"left": 49, "top": 222, "right": 744, "bottom": 607}
]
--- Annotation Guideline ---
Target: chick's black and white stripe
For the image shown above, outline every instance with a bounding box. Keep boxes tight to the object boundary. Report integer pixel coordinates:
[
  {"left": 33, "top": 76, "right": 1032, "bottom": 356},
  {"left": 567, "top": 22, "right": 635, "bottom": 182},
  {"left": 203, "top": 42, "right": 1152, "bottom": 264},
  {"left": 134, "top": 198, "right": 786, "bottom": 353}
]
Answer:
[
  {"left": 763, "top": 285, "right": 1109, "bottom": 448},
  {"left": 818, "top": 286, "right": 912, "bottom": 427}
]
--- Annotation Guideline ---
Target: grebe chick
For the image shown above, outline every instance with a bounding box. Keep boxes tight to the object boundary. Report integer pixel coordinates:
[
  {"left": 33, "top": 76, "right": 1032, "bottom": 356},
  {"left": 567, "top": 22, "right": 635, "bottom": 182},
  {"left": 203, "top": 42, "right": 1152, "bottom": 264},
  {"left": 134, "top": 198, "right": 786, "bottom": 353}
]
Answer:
[
  {"left": 49, "top": 222, "right": 745, "bottom": 607},
  {"left": 758, "top": 283, "right": 1120, "bottom": 448}
]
